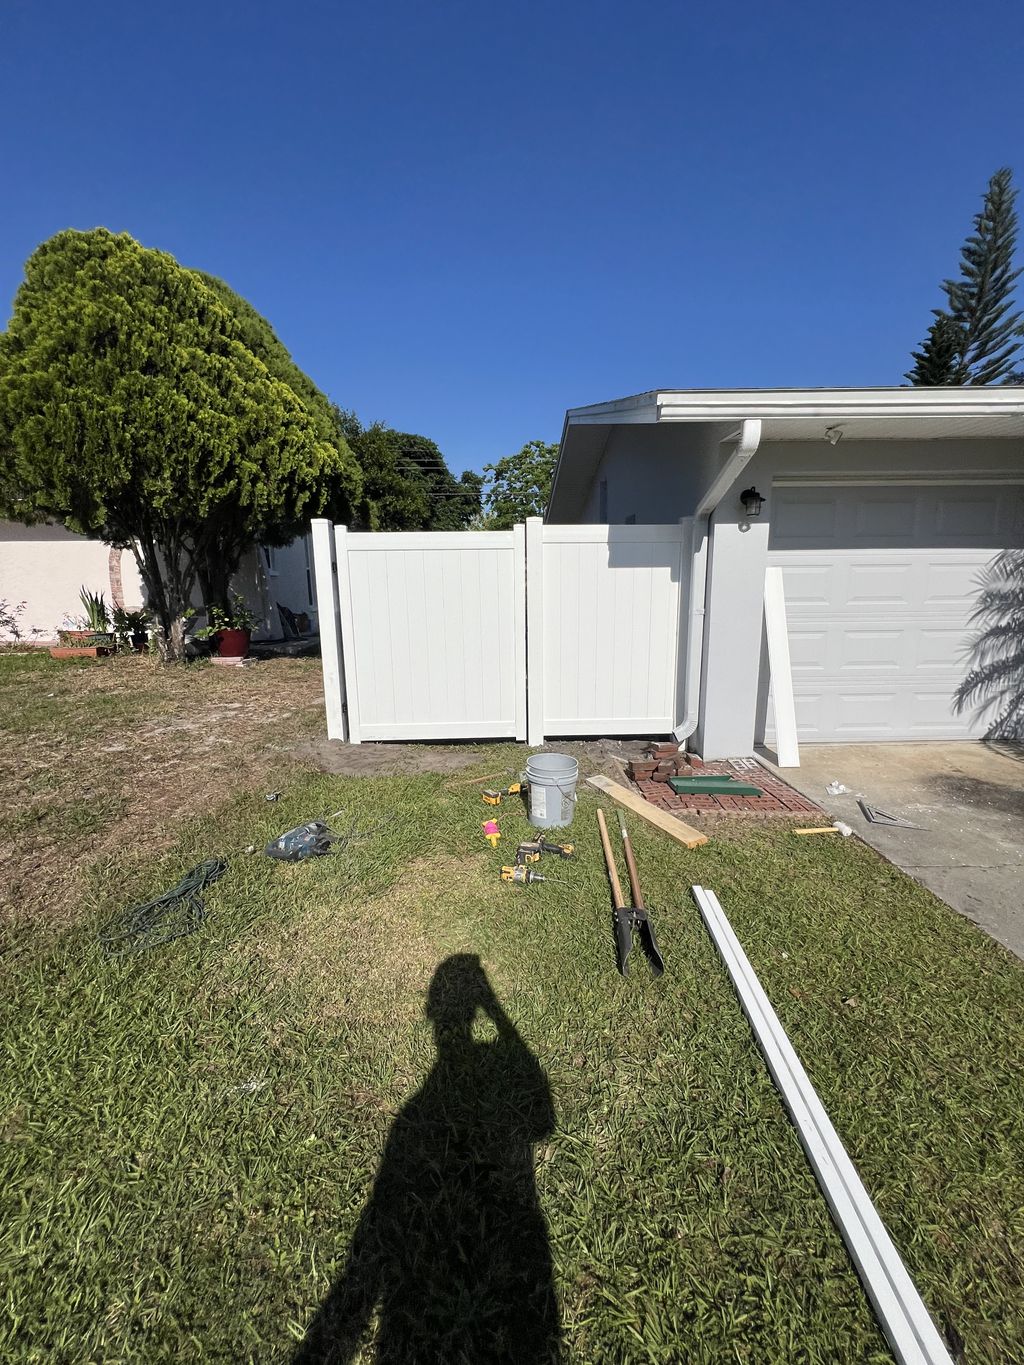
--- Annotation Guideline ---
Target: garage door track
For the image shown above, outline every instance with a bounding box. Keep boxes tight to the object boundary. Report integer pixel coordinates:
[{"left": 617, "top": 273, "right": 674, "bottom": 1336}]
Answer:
[{"left": 762, "top": 743, "right": 1024, "bottom": 960}]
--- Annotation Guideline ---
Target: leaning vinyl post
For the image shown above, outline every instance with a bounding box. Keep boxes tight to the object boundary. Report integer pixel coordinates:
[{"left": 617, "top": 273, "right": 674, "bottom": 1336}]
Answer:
[{"left": 311, "top": 518, "right": 347, "bottom": 742}]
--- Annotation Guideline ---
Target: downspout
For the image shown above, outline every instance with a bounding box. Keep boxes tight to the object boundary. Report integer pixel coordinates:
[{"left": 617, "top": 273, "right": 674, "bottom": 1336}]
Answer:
[{"left": 673, "top": 418, "right": 763, "bottom": 745}]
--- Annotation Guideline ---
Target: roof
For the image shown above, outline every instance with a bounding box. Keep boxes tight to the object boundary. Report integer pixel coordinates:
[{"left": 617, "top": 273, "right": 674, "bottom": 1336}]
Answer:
[
  {"left": 564, "top": 385, "right": 1024, "bottom": 430},
  {"left": 549, "top": 385, "right": 1024, "bottom": 519}
]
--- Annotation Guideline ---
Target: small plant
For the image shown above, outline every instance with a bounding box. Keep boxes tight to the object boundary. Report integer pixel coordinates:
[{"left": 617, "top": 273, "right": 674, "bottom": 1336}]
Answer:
[
  {"left": 0, "top": 598, "right": 45, "bottom": 649},
  {"left": 78, "top": 587, "right": 110, "bottom": 633},
  {"left": 112, "top": 607, "right": 152, "bottom": 651},
  {"left": 194, "top": 594, "right": 260, "bottom": 640}
]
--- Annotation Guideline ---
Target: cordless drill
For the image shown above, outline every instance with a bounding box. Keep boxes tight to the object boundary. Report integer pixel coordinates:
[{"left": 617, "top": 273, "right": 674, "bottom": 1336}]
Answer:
[{"left": 514, "top": 839, "right": 575, "bottom": 865}]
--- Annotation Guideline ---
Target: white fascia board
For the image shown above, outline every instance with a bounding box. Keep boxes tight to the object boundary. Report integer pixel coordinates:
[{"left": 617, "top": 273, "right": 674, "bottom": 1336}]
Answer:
[
  {"left": 655, "top": 387, "right": 1024, "bottom": 422},
  {"left": 564, "top": 390, "right": 661, "bottom": 424}
]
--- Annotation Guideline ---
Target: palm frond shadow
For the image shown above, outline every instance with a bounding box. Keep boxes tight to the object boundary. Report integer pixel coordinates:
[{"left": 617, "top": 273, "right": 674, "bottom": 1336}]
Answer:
[{"left": 955, "top": 550, "right": 1024, "bottom": 741}]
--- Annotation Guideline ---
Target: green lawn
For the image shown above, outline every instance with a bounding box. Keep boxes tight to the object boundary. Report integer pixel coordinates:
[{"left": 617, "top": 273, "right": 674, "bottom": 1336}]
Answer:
[{"left": 2, "top": 655, "right": 1023, "bottom": 1362}]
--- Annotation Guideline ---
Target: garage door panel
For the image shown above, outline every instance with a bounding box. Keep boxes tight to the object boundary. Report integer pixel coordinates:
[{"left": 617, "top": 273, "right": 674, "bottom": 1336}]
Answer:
[
  {"left": 935, "top": 492, "right": 1001, "bottom": 540},
  {"left": 917, "top": 628, "right": 969, "bottom": 667},
  {"left": 852, "top": 492, "right": 919, "bottom": 540},
  {"left": 846, "top": 561, "right": 914, "bottom": 605},
  {"left": 772, "top": 491, "right": 841, "bottom": 544},
  {"left": 840, "top": 629, "right": 903, "bottom": 670},
  {"left": 922, "top": 559, "right": 985, "bottom": 607},
  {"left": 766, "top": 482, "right": 1024, "bottom": 742},
  {"left": 780, "top": 561, "right": 834, "bottom": 605}
]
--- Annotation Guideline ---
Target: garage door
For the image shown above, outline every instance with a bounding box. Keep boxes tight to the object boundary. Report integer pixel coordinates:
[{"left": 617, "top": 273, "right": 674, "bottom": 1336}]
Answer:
[{"left": 765, "top": 483, "right": 1024, "bottom": 741}]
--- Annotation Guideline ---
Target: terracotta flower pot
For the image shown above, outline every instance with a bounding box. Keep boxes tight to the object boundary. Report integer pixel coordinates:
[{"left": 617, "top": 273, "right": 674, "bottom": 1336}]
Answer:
[{"left": 215, "top": 627, "right": 251, "bottom": 658}]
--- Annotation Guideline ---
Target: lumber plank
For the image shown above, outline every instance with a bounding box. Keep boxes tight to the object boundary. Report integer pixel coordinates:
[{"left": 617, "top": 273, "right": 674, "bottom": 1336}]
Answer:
[{"left": 585, "top": 774, "right": 708, "bottom": 848}]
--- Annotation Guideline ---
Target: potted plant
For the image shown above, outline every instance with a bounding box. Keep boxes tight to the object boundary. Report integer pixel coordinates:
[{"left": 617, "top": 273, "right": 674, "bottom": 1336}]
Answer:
[
  {"left": 112, "top": 606, "right": 151, "bottom": 653},
  {"left": 54, "top": 588, "right": 116, "bottom": 656},
  {"left": 195, "top": 593, "right": 259, "bottom": 660}
]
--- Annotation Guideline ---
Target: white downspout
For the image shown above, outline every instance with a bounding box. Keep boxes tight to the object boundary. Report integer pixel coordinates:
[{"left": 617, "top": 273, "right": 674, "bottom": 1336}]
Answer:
[{"left": 673, "top": 418, "right": 763, "bottom": 745}]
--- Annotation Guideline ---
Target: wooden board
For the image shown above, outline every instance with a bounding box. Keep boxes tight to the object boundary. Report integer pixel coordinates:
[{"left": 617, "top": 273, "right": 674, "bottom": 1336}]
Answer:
[{"left": 586, "top": 775, "right": 708, "bottom": 849}]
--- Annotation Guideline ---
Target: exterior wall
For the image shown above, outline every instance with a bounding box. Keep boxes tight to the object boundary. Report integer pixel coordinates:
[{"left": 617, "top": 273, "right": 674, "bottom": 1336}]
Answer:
[
  {"left": 234, "top": 536, "right": 318, "bottom": 641},
  {"left": 0, "top": 520, "right": 317, "bottom": 644},
  {"left": 694, "top": 436, "right": 1024, "bottom": 757},
  {"left": 577, "top": 423, "right": 731, "bottom": 523},
  {"left": 0, "top": 521, "right": 145, "bottom": 640}
]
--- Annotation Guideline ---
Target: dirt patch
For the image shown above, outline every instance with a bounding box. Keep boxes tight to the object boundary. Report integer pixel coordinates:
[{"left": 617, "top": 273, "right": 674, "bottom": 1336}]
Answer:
[
  {"left": 0, "top": 656, "right": 327, "bottom": 936},
  {"left": 292, "top": 738, "right": 486, "bottom": 776},
  {"left": 292, "top": 735, "right": 654, "bottom": 782}
]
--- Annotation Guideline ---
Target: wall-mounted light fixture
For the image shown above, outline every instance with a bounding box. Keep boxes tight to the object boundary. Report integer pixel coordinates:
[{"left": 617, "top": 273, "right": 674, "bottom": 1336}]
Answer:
[
  {"left": 739, "top": 486, "right": 764, "bottom": 519},
  {"left": 824, "top": 425, "right": 844, "bottom": 445}
]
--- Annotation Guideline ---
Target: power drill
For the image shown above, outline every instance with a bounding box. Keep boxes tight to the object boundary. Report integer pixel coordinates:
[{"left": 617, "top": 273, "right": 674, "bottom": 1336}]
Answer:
[
  {"left": 482, "top": 782, "right": 523, "bottom": 806},
  {"left": 500, "top": 865, "right": 560, "bottom": 885},
  {"left": 514, "top": 839, "right": 575, "bottom": 865}
]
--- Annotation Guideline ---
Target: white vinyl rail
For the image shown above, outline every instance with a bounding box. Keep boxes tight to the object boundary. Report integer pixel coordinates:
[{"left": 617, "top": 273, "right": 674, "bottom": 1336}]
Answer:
[{"left": 692, "top": 885, "right": 954, "bottom": 1365}]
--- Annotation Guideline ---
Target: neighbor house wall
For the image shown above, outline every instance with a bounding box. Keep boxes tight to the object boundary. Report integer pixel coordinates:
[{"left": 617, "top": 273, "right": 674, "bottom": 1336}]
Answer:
[
  {"left": 0, "top": 520, "right": 317, "bottom": 644},
  {"left": 234, "top": 536, "right": 318, "bottom": 640},
  {"left": 0, "top": 521, "right": 146, "bottom": 640}
]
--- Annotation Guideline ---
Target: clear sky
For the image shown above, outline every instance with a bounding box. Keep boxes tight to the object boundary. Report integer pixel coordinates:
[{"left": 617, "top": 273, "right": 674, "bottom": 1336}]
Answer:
[{"left": 2, "top": 0, "right": 1022, "bottom": 474}]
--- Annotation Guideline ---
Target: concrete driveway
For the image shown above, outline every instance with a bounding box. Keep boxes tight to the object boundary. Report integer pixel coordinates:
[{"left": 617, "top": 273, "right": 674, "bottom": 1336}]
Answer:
[{"left": 760, "top": 743, "right": 1024, "bottom": 961}]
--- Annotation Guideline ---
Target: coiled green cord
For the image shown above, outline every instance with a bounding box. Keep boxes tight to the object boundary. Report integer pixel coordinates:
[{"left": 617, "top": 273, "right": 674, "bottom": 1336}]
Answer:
[{"left": 98, "top": 858, "right": 229, "bottom": 958}]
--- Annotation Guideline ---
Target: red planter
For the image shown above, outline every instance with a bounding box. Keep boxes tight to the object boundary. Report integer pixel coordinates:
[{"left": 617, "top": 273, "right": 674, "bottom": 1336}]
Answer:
[{"left": 214, "top": 627, "right": 251, "bottom": 658}]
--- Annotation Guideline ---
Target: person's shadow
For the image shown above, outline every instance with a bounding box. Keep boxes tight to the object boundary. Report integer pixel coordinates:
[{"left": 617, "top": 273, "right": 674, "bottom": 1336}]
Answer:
[{"left": 293, "top": 953, "right": 562, "bottom": 1364}]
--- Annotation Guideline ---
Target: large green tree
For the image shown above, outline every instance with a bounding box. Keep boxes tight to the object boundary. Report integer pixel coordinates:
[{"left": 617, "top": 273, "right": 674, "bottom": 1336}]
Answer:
[
  {"left": 0, "top": 229, "right": 361, "bottom": 658},
  {"left": 480, "top": 439, "right": 559, "bottom": 527},
  {"left": 907, "top": 167, "right": 1023, "bottom": 385},
  {"left": 338, "top": 412, "right": 482, "bottom": 531}
]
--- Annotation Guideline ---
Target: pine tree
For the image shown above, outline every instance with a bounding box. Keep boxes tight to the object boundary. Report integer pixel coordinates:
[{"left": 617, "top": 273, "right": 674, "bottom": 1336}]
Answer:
[
  {"left": 907, "top": 168, "right": 1023, "bottom": 385},
  {"left": 906, "top": 313, "right": 965, "bottom": 386}
]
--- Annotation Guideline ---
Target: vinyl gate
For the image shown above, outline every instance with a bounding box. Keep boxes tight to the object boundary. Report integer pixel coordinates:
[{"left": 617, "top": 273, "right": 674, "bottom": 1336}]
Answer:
[{"left": 312, "top": 517, "right": 690, "bottom": 744}]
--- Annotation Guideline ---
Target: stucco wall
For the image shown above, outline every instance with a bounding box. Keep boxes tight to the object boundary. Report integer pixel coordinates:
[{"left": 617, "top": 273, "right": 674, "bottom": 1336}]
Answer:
[
  {"left": 0, "top": 521, "right": 317, "bottom": 643},
  {"left": 0, "top": 521, "right": 146, "bottom": 640},
  {"left": 577, "top": 423, "right": 732, "bottom": 523}
]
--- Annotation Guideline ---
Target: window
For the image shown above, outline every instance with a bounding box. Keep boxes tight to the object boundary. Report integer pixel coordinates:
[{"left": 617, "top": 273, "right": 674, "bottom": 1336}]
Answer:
[{"left": 261, "top": 545, "right": 278, "bottom": 576}]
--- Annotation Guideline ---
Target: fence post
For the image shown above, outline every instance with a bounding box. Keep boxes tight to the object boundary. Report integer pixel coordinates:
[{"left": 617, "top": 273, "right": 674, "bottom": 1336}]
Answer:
[
  {"left": 512, "top": 522, "right": 528, "bottom": 741},
  {"left": 334, "top": 525, "right": 362, "bottom": 743},
  {"left": 525, "top": 517, "right": 545, "bottom": 746},
  {"left": 311, "top": 518, "right": 348, "bottom": 742}
]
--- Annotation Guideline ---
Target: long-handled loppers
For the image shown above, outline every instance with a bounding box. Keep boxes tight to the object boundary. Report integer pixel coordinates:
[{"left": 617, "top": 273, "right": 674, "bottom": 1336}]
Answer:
[{"left": 596, "top": 808, "right": 665, "bottom": 977}]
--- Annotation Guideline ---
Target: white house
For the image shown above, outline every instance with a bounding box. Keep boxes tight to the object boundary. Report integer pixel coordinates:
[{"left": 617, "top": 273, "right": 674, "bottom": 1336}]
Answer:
[
  {"left": 547, "top": 387, "right": 1024, "bottom": 757},
  {"left": 0, "top": 522, "right": 318, "bottom": 644}
]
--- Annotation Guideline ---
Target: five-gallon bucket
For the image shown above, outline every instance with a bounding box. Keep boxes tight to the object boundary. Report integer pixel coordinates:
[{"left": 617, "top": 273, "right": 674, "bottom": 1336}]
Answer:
[{"left": 525, "top": 752, "right": 579, "bottom": 829}]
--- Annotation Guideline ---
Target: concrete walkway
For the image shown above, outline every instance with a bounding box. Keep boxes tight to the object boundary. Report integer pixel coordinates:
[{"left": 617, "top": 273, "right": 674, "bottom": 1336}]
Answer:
[{"left": 759, "top": 743, "right": 1024, "bottom": 961}]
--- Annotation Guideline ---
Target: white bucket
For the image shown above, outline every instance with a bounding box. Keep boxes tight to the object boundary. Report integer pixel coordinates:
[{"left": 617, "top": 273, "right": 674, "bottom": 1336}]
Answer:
[{"left": 525, "top": 752, "right": 579, "bottom": 829}]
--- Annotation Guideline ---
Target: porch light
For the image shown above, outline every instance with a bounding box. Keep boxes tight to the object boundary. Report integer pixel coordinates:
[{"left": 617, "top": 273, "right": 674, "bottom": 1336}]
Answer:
[{"left": 739, "top": 486, "right": 764, "bottom": 519}]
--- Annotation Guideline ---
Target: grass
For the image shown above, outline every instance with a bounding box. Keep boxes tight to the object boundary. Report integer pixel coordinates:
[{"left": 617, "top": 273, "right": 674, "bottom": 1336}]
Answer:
[{"left": 2, "top": 655, "right": 1024, "bottom": 1362}]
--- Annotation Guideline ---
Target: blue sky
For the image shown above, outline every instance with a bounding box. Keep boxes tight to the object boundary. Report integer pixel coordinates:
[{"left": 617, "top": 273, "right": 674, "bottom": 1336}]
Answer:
[{"left": 2, "top": 0, "right": 1022, "bottom": 474}]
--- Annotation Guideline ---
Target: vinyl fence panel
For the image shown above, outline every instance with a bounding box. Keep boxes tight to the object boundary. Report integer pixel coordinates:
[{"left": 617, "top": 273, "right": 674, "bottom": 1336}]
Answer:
[
  {"left": 342, "top": 530, "right": 525, "bottom": 742},
  {"left": 538, "top": 523, "right": 687, "bottom": 736}
]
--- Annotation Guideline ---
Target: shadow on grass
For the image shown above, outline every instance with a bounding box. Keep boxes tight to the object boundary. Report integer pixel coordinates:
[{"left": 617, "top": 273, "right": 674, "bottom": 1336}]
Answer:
[{"left": 293, "top": 954, "right": 562, "bottom": 1365}]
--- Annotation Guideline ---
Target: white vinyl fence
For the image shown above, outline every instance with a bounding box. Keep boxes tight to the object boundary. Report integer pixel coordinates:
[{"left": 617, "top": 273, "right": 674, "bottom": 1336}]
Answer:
[{"left": 312, "top": 517, "right": 690, "bottom": 744}]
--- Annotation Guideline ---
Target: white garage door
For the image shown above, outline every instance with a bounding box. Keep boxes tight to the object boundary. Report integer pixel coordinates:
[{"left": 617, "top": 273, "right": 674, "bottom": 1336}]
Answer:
[{"left": 765, "top": 483, "right": 1024, "bottom": 741}]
